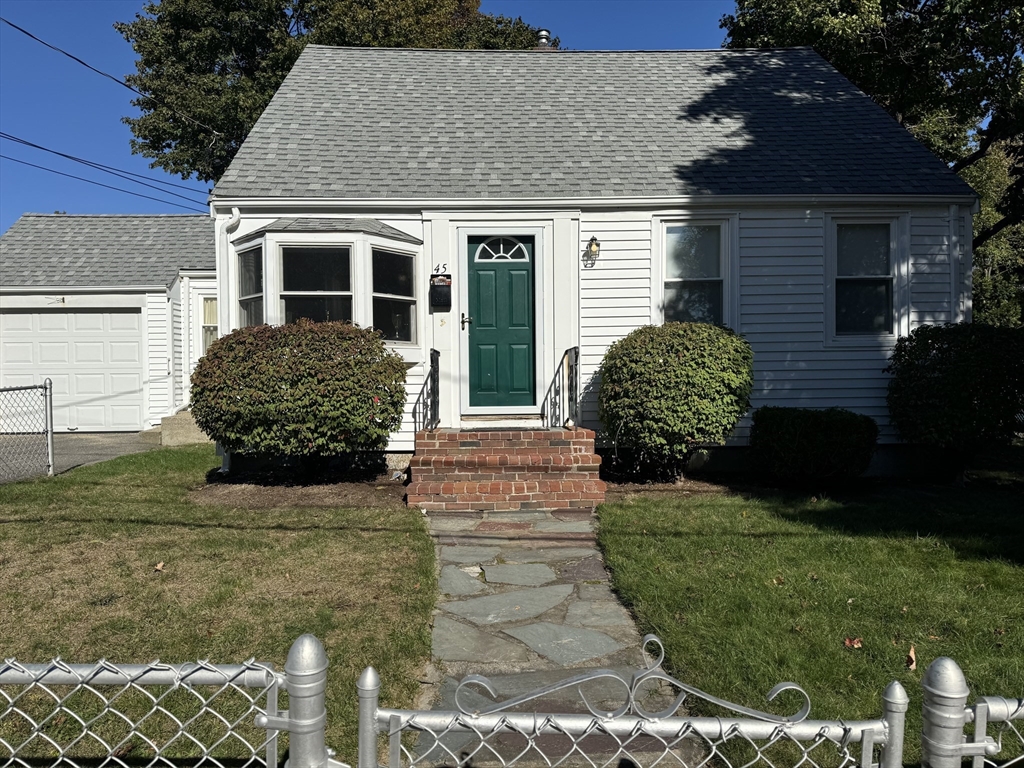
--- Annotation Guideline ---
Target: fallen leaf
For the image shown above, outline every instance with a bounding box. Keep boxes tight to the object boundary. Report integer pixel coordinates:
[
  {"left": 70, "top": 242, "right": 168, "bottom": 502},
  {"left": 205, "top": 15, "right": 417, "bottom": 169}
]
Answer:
[
  {"left": 994, "top": 628, "right": 1007, "bottom": 636},
  {"left": 154, "top": 562, "right": 164, "bottom": 572},
  {"left": 844, "top": 637, "right": 863, "bottom": 649},
  {"left": 810, "top": 496, "right": 818, "bottom": 503},
  {"left": 808, "top": 572, "right": 819, "bottom": 581},
  {"left": 906, "top": 645, "right": 917, "bottom": 671},
  {"left": 773, "top": 575, "right": 786, "bottom": 586},
  {"left": 847, "top": 598, "right": 855, "bottom": 605},
  {"left": 928, "top": 634, "right": 941, "bottom": 640},
  {"left": 901, "top": 605, "right": 909, "bottom": 614}
]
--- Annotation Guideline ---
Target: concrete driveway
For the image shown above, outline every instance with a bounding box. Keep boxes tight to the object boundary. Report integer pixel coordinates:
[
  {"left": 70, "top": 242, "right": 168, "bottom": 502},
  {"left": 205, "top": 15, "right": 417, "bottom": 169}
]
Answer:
[{"left": 52, "top": 431, "right": 161, "bottom": 474}]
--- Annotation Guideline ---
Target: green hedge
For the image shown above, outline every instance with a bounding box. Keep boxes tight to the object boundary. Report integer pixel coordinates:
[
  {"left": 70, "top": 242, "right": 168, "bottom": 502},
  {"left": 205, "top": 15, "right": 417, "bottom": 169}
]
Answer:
[
  {"left": 598, "top": 323, "right": 753, "bottom": 478},
  {"left": 750, "top": 406, "right": 879, "bottom": 482},
  {"left": 885, "top": 323, "right": 1024, "bottom": 461},
  {"left": 190, "top": 319, "right": 407, "bottom": 458}
]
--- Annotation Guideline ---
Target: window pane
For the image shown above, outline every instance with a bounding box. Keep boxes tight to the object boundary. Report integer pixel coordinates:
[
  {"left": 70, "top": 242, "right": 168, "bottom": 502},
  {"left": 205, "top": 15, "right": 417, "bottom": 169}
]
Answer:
[
  {"left": 202, "top": 325, "right": 217, "bottom": 354},
  {"left": 203, "top": 297, "right": 218, "bottom": 325},
  {"left": 239, "top": 248, "right": 262, "bottom": 297},
  {"left": 373, "top": 298, "right": 414, "bottom": 342},
  {"left": 283, "top": 247, "right": 351, "bottom": 292},
  {"left": 284, "top": 295, "right": 352, "bottom": 324},
  {"left": 240, "top": 297, "right": 263, "bottom": 327},
  {"left": 373, "top": 249, "right": 414, "bottom": 297},
  {"left": 836, "top": 279, "right": 892, "bottom": 334},
  {"left": 837, "top": 223, "right": 890, "bottom": 276},
  {"left": 667, "top": 225, "right": 720, "bottom": 279},
  {"left": 664, "top": 281, "right": 723, "bottom": 325}
]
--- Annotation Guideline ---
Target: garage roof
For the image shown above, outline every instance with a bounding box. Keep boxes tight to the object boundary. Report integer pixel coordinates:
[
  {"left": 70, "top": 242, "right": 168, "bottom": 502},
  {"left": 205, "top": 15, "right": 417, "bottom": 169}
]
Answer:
[{"left": 0, "top": 214, "right": 215, "bottom": 289}]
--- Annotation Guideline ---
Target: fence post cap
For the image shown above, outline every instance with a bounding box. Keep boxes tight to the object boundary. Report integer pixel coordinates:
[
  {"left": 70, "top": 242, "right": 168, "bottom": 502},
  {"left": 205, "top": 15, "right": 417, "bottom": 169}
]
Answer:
[
  {"left": 922, "top": 657, "right": 970, "bottom": 699},
  {"left": 357, "top": 666, "right": 380, "bottom": 692},
  {"left": 285, "top": 634, "right": 328, "bottom": 676},
  {"left": 882, "top": 680, "right": 910, "bottom": 710}
]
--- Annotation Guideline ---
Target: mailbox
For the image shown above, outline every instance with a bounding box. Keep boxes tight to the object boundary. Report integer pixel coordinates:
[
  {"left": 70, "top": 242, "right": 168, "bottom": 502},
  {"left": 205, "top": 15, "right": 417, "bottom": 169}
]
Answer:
[{"left": 429, "top": 274, "right": 452, "bottom": 310}]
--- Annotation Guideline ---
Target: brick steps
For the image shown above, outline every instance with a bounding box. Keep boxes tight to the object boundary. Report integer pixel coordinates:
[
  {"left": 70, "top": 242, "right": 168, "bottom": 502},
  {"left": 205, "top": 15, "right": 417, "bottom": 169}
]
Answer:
[{"left": 407, "top": 428, "right": 606, "bottom": 513}]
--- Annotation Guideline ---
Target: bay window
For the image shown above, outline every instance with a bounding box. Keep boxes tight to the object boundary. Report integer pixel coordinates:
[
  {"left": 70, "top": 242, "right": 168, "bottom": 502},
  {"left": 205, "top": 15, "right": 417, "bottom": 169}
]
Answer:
[
  {"left": 281, "top": 246, "right": 352, "bottom": 324},
  {"left": 372, "top": 249, "right": 415, "bottom": 342},
  {"left": 238, "top": 246, "right": 263, "bottom": 327}
]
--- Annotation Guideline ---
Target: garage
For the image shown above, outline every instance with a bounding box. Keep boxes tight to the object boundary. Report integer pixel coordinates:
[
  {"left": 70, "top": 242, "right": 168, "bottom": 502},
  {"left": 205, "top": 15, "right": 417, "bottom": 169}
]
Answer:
[
  {"left": 0, "top": 213, "right": 216, "bottom": 432},
  {"left": 0, "top": 309, "right": 146, "bottom": 431}
]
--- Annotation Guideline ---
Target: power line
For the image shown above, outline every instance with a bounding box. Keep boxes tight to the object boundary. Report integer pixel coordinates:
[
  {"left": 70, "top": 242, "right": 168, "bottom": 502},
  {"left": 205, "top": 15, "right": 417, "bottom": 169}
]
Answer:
[
  {"left": 0, "top": 16, "right": 222, "bottom": 138},
  {"left": 0, "top": 132, "right": 209, "bottom": 205},
  {"left": 0, "top": 154, "right": 208, "bottom": 213}
]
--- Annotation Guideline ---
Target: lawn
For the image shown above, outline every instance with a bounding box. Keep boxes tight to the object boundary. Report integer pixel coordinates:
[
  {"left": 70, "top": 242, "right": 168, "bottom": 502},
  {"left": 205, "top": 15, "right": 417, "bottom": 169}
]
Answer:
[
  {"left": 0, "top": 445, "right": 437, "bottom": 764},
  {"left": 598, "top": 476, "right": 1023, "bottom": 765}
]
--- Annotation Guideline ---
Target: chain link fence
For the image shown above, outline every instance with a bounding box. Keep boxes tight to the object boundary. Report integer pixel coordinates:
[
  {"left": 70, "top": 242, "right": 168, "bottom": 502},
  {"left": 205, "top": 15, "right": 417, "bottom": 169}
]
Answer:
[
  {"left": 0, "top": 379, "right": 54, "bottom": 483},
  {"left": 0, "top": 657, "right": 282, "bottom": 768}
]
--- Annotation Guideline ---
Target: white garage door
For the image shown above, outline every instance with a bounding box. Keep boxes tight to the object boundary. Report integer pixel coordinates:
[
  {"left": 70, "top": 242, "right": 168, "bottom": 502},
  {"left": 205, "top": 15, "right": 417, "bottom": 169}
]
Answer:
[{"left": 0, "top": 310, "right": 145, "bottom": 431}]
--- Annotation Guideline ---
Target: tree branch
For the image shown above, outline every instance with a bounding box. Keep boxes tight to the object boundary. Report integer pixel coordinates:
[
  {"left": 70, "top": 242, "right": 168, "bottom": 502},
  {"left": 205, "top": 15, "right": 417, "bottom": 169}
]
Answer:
[
  {"left": 952, "top": 131, "right": 996, "bottom": 174},
  {"left": 974, "top": 212, "right": 1022, "bottom": 251}
]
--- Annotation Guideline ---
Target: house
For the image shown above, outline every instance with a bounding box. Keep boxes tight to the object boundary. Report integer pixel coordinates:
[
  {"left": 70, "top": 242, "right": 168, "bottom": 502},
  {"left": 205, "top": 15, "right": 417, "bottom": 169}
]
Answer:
[{"left": 0, "top": 214, "right": 215, "bottom": 432}]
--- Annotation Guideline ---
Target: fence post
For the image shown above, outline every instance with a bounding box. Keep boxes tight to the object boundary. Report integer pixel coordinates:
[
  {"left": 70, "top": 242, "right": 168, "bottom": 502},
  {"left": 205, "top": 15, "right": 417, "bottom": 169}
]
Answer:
[
  {"left": 285, "top": 634, "right": 330, "bottom": 768},
  {"left": 879, "top": 680, "right": 909, "bottom": 768},
  {"left": 44, "top": 378, "right": 54, "bottom": 476},
  {"left": 922, "top": 657, "right": 970, "bottom": 768},
  {"left": 357, "top": 667, "right": 380, "bottom": 768}
]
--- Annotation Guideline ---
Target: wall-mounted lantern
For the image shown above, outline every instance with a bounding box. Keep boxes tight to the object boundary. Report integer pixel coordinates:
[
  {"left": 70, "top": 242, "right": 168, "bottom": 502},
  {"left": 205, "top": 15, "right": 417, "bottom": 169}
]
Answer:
[{"left": 582, "top": 236, "right": 601, "bottom": 268}]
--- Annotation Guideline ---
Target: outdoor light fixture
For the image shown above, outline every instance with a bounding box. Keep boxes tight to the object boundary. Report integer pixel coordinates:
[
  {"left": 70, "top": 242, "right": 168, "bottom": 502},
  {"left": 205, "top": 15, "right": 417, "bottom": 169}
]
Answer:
[{"left": 582, "top": 236, "right": 601, "bottom": 268}]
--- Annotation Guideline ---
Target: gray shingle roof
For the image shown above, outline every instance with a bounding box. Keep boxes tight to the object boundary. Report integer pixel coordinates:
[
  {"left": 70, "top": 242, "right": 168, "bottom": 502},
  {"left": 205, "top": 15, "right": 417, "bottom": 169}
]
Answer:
[
  {"left": 235, "top": 217, "right": 422, "bottom": 245},
  {"left": 214, "top": 46, "right": 974, "bottom": 200},
  {"left": 0, "top": 214, "right": 214, "bottom": 288}
]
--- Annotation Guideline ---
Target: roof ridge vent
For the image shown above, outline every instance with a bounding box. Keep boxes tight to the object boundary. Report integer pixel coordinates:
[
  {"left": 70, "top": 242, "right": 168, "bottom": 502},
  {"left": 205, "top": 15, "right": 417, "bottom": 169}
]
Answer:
[{"left": 535, "top": 29, "right": 552, "bottom": 50}]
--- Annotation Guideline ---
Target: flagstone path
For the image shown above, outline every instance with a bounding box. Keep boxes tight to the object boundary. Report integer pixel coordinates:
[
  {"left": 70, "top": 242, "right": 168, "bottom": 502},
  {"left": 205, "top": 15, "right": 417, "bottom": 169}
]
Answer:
[{"left": 423, "top": 509, "right": 648, "bottom": 711}]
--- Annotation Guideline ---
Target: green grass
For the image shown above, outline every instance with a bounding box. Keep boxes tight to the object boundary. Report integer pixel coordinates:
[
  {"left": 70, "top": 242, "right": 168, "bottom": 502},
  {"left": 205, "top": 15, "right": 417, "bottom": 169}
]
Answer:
[
  {"left": 598, "top": 480, "right": 1023, "bottom": 765},
  {"left": 0, "top": 446, "right": 437, "bottom": 764}
]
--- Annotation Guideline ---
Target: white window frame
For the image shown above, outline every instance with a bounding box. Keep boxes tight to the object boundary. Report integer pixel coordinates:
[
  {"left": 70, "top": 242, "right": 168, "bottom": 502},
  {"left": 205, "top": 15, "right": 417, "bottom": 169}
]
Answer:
[
  {"left": 653, "top": 213, "right": 739, "bottom": 330},
  {"left": 237, "top": 231, "right": 423, "bottom": 362},
  {"left": 199, "top": 295, "right": 218, "bottom": 356},
  {"left": 370, "top": 247, "right": 417, "bottom": 344},
  {"left": 237, "top": 245, "right": 264, "bottom": 327},
  {"left": 279, "top": 244, "right": 354, "bottom": 325},
  {"left": 824, "top": 213, "right": 910, "bottom": 347}
]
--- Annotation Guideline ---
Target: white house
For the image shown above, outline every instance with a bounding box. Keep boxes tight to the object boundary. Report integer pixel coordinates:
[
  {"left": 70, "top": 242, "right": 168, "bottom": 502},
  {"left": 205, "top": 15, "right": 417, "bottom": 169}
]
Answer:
[
  {"left": 209, "top": 44, "right": 976, "bottom": 459},
  {"left": 0, "top": 214, "right": 215, "bottom": 431}
]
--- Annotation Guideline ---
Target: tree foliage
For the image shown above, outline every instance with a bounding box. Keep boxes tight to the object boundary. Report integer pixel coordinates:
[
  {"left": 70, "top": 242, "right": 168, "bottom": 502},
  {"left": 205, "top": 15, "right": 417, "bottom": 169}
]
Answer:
[
  {"left": 116, "top": 0, "right": 553, "bottom": 182},
  {"left": 721, "top": 0, "right": 1023, "bottom": 253}
]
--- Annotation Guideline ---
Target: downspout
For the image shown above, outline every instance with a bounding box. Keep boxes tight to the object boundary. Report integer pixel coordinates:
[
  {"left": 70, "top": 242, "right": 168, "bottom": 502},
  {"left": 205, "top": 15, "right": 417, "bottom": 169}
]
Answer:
[{"left": 218, "top": 207, "right": 242, "bottom": 334}]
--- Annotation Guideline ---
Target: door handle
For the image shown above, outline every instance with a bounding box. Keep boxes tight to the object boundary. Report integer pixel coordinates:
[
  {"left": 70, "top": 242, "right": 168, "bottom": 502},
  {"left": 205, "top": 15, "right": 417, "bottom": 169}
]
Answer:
[{"left": 461, "top": 313, "right": 473, "bottom": 330}]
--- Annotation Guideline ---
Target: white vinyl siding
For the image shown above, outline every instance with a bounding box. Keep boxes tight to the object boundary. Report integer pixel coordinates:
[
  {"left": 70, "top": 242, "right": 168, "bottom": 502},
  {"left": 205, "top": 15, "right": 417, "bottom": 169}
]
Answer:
[
  {"left": 910, "top": 209, "right": 954, "bottom": 327},
  {"left": 146, "top": 293, "right": 171, "bottom": 426}
]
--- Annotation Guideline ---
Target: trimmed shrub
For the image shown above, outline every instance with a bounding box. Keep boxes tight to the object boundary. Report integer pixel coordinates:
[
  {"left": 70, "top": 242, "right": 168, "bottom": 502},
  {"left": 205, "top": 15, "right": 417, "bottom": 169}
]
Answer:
[
  {"left": 885, "top": 323, "right": 1024, "bottom": 462},
  {"left": 750, "top": 406, "right": 878, "bottom": 482},
  {"left": 598, "top": 323, "right": 753, "bottom": 478},
  {"left": 190, "top": 319, "right": 408, "bottom": 458}
]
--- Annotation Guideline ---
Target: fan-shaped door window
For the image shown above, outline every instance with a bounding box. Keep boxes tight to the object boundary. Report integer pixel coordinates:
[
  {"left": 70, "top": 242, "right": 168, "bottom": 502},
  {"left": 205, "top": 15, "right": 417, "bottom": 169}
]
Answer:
[{"left": 474, "top": 237, "right": 530, "bottom": 262}]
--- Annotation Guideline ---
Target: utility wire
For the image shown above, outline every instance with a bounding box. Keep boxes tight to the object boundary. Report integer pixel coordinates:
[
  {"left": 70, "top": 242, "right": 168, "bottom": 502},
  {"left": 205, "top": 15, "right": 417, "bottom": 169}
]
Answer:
[
  {"left": 0, "top": 16, "right": 222, "bottom": 137},
  {"left": 0, "top": 132, "right": 209, "bottom": 205},
  {"left": 0, "top": 154, "right": 208, "bottom": 213},
  {"left": 0, "top": 132, "right": 208, "bottom": 194}
]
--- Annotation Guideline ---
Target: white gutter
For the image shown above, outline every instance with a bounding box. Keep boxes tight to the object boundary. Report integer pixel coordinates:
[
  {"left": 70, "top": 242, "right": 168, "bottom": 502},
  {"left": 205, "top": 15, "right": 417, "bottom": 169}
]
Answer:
[{"left": 0, "top": 285, "right": 165, "bottom": 293}]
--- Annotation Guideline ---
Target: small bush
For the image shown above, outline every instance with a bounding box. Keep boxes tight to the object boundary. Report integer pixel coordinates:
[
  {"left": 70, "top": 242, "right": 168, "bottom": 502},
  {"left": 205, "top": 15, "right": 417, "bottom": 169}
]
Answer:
[
  {"left": 885, "top": 323, "right": 1024, "bottom": 463},
  {"left": 750, "top": 406, "right": 878, "bottom": 482},
  {"left": 598, "top": 323, "right": 753, "bottom": 478},
  {"left": 190, "top": 319, "right": 408, "bottom": 459}
]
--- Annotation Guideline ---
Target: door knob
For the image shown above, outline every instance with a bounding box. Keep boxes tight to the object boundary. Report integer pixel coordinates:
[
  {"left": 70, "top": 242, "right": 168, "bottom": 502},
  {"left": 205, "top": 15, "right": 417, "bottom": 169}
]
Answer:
[{"left": 461, "top": 313, "right": 473, "bottom": 330}]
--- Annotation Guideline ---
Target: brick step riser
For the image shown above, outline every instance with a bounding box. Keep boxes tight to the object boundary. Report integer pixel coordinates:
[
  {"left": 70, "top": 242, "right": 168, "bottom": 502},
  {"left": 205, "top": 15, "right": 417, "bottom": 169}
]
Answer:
[
  {"left": 408, "top": 479, "right": 605, "bottom": 494},
  {"left": 410, "top": 458, "right": 601, "bottom": 471},
  {"left": 414, "top": 445, "right": 595, "bottom": 457},
  {"left": 411, "top": 471, "right": 601, "bottom": 483},
  {"left": 408, "top": 498, "right": 602, "bottom": 512}
]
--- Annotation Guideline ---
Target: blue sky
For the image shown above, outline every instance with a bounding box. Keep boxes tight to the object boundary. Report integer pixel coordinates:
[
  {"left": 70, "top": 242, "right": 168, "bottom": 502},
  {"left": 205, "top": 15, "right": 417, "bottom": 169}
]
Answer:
[{"left": 0, "top": 0, "right": 734, "bottom": 234}]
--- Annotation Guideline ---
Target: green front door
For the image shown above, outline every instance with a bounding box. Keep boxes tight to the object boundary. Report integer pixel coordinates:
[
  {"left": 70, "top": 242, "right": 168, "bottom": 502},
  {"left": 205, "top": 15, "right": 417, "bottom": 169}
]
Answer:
[{"left": 467, "top": 235, "right": 535, "bottom": 408}]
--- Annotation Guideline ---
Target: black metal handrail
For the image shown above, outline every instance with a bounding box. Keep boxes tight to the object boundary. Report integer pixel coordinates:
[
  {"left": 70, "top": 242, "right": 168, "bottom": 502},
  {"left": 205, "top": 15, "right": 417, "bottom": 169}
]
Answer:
[
  {"left": 414, "top": 349, "right": 441, "bottom": 431},
  {"left": 541, "top": 346, "right": 580, "bottom": 429}
]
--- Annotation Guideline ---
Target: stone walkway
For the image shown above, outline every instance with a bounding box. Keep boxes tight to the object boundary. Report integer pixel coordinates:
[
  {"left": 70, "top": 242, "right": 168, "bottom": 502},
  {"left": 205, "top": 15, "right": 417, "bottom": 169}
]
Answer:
[{"left": 425, "top": 509, "right": 646, "bottom": 711}]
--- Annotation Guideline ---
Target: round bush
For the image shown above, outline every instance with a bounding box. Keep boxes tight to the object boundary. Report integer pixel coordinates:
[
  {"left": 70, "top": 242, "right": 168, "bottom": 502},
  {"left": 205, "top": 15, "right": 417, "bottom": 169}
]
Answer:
[
  {"left": 885, "top": 323, "right": 1024, "bottom": 461},
  {"left": 598, "top": 323, "right": 753, "bottom": 477},
  {"left": 750, "top": 406, "right": 878, "bottom": 482},
  {"left": 190, "top": 319, "right": 408, "bottom": 457}
]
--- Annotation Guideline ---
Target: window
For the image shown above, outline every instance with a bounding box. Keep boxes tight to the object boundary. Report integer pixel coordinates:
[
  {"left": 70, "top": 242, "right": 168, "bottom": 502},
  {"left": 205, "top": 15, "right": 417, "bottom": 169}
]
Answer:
[
  {"left": 372, "top": 249, "right": 415, "bottom": 342},
  {"left": 281, "top": 246, "right": 352, "bottom": 324},
  {"left": 664, "top": 223, "right": 724, "bottom": 325},
  {"left": 834, "top": 222, "right": 895, "bottom": 335},
  {"left": 239, "top": 247, "right": 263, "bottom": 326},
  {"left": 201, "top": 297, "right": 218, "bottom": 354}
]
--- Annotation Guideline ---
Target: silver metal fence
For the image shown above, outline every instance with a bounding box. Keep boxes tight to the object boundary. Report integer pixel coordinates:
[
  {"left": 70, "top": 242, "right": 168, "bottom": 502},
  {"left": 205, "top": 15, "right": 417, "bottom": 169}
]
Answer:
[
  {"left": 0, "top": 379, "right": 54, "bottom": 482},
  {"left": 0, "top": 655, "right": 281, "bottom": 768},
  {"left": 4, "top": 635, "right": 1021, "bottom": 768},
  {"left": 361, "top": 635, "right": 908, "bottom": 768}
]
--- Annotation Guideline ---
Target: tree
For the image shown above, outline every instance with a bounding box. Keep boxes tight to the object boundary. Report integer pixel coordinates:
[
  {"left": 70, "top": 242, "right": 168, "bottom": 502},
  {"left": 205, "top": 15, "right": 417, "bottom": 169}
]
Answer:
[
  {"left": 116, "top": 0, "right": 553, "bottom": 182},
  {"left": 721, "top": 0, "right": 1023, "bottom": 254}
]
